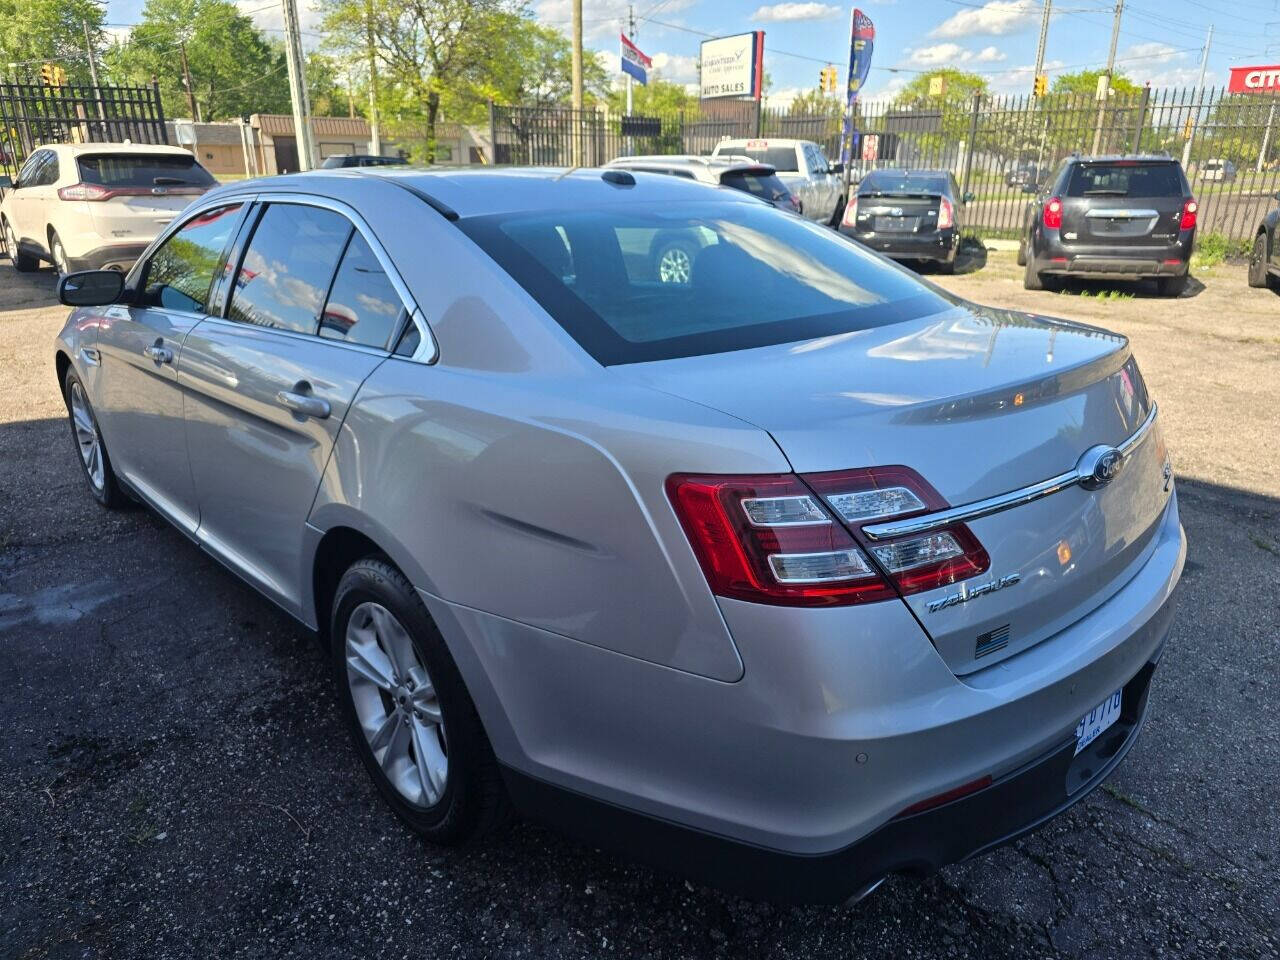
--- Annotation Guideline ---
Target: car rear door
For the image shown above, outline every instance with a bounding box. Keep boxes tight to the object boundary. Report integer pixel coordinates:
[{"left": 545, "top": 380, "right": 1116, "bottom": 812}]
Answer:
[
  {"left": 178, "top": 197, "right": 408, "bottom": 615},
  {"left": 93, "top": 200, "right": 248, "bottom": 533},
  {"left": 1058, "top": 161, "right": 1188, "bottom": 248}
]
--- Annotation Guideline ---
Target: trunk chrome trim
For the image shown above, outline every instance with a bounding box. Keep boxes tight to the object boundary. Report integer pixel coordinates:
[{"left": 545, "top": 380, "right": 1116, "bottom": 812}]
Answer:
[
  {"left": 1085, "top": 208, "right": 1160, "bottom": 219},
  {"left": 862, "top": 404, "right": 1159, "bottom": 541}
]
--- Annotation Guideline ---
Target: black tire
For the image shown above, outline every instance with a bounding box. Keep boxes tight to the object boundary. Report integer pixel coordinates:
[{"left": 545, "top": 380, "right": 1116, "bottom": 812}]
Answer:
[
  {"left": 3, "top": 217, "right": 39, "bottom": 272},
  {"left": 49, "top": 230, "right": 70, "bottom": 276},
  {"left": 1248, "top": 232, "right": 1269, "bottom": 288},
  {"left": 936, "top": 258, "right": 955, "bottom": 275},
  {"left": 1015, "top": 235, "right": 1027, "bottom": 267},
  {"left": 828, "top": 195, "right": 846, "bottom": 228},
  {"left": 62, "top": 367, "right": 126, "bottom": 508},
  {"left": 1022, "top": 254, "right": 1045, "bottom": 290},
  {"left": 1157, "top": 274, "right": 1188, "bottom": 298},
  {"left": 331, "top": 557, "right": 511, "bottom": 845}
]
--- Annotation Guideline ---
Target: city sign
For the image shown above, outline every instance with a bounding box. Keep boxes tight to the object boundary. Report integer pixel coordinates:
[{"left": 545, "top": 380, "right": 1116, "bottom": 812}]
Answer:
[{"left": 1228, "top": 65, "right": 1280, "bottom": 94}]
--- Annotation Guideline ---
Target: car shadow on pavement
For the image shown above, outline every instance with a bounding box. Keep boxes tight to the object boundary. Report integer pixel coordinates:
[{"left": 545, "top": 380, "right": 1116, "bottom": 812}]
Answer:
[
  {"left": 2, "top": 404, "right": 1278, "bottom": 958},
  {"left": 1049, "top": 273, "right": 1207, "bottom": 300}
]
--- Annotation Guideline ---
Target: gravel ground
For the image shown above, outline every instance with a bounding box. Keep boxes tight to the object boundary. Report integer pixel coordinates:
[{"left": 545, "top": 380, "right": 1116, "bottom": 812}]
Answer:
[{"left": 1, "top": 256, "right": 1278, "bottom": 960}]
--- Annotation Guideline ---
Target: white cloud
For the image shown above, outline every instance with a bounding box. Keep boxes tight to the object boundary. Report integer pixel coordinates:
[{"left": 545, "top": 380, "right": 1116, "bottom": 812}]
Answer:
[
  {"left": 751, "top": 3, "right": 842, "bottom": 22},
  {"left": 1121, "top": 42, "right": 1181, "bottom": 66},
  {"left": 650, "top": 51, "right": 700, "bottom": 85},
  {"left": 975, "top": 45, "right": 1007, "bottom": 63},
  {"left": 766, "top": 86, "right": 809, "bottom": 108},
  {"left": 907, "top": 43, "right": 973, "bottom": 67},
  {"left": 535, "top": 0, "right": 696, "bottom": 42},
  {"left": 930, "top": 0, "right": 1036, "bottom": 39},
  {"left": 238, "top": 0, "right": 326, "bottom": 50},
  {"left": 989, "top": 59, "right": 1063, "bottom": 94}
]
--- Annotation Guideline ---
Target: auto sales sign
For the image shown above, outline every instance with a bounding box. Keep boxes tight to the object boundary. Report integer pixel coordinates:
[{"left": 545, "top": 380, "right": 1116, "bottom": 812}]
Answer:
[
  {"left": 1228, "top": 65, "right": 1280, "bottom": 94},
  {"left": 699, "top": 32, "right": 765, "bottom": 100}
]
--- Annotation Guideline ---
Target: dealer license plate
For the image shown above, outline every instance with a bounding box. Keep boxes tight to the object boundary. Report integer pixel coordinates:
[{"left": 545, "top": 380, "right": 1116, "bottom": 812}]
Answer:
[{"left": 1075, "top": 688, "right": 1122, "bottom": 755}]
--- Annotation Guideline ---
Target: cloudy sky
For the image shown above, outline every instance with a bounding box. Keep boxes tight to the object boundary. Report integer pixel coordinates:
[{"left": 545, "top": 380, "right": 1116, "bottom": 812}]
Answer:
[{"left": 102, "top": 0, "right": 1269, "bottom": 104}]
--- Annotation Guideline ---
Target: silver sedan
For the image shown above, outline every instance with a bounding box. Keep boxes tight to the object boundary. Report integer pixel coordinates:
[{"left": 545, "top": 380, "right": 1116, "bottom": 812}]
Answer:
[{"left": 53, "top": 168, "right": 1185, "bottom": 904}]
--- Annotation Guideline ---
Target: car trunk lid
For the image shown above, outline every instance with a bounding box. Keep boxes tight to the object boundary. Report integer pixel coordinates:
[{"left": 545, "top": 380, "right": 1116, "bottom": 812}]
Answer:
[
  {"left": 854, "top": 193, "right": 941, "bottom": 234},
  {"left": 617, "top": 303, "right": 1174, "bottom": 675}
]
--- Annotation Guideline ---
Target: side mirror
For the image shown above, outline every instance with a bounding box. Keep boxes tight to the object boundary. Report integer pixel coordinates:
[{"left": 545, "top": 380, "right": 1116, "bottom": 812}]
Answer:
[
  {"left": 830, "top": 161, "right": 844, "bottom": 175},
  {"left": 59, "top": 270, "right": 125, "bottom": 307},
  {"left": 0, "top": 174, "right": 11, "bottom": 189},
  {"left": 962, "top": 191, "right": 975, "bottom": 204}
]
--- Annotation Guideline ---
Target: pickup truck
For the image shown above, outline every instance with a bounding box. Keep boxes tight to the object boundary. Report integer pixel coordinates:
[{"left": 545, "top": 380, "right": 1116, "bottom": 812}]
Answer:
[{"left": 711, "top": 138, "right": 845, "bottom": 225}]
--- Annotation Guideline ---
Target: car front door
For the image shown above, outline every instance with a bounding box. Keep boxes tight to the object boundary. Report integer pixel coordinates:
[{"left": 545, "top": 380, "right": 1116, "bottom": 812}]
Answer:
[
  {"left": 7, "top": 150, "right": 51, "bottom": 245},
  {"left": 178, "top": 198, "right": 406, "bottom": 615},
  {"left": 93, "top": 200, "right": 248, "bottom": 534}
]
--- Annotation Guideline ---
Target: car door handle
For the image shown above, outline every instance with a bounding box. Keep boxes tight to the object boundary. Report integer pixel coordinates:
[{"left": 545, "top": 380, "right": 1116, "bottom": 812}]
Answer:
[
  {"left": 143, "top": 343, "right": 173, "bottom": 365},
  {"left": 275, "top": 390, "right": 331, "bottom": 420}
]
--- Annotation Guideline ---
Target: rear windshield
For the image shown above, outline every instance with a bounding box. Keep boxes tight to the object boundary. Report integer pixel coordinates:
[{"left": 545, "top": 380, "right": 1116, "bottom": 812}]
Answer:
[
  {"left": 719, "top": 170, "right": 791, "bottom": 202},
  {"left": 720, "top": 145, "right": 798, "bottom": 172},
  {"left": 457, "top": 201, "right": 948, "bottom": 365},
  {"left": 860, "top": 172, "right": 948, "bottom": 196},
  {"left": 1065, "top": 162, "right": 1185, "bottom": 197},
  {"left": 77, "top": 153, "right": 216, "bottom": 188}
]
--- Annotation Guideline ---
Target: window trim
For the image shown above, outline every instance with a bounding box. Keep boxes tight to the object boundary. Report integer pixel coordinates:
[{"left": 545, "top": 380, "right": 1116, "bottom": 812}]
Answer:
[
  {"left": 218, "top": 191, "right": 437, "bottom": 363},
  {"left": 129, "top": 199, "right": 252, "bottom": 321}
]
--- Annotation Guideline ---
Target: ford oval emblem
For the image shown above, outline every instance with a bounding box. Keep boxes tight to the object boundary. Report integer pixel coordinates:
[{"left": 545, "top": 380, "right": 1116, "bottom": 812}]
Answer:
[
  {"left": 152, "top": 186, "right": 167, "bottom": 195},
  {"left": 1077, "top": 445, "right": 1124, "bottom": 490}
]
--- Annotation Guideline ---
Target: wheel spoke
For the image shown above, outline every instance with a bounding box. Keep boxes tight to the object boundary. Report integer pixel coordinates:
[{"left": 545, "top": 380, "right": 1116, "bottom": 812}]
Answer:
[
  {"left": 72, "top": 404, "right": 94, "bottom": 435},
  {"left": 372, "top": 604, "right": 416, "bottom": 679},
  {"left": 367, "top": 710, "right": 399, "bottom": 752},
  {"left": 346, "top": 634, "right": 396, "bottom": 691},
  {"left": 411, "top": 716, "right": 447, "bottom": 803},
  {"left": 378, "top": 716, "right": 411, "bottom": 774}
]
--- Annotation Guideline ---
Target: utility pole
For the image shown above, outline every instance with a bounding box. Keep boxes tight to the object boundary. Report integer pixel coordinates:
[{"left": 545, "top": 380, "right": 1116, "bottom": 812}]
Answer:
[
  {"left": 571, "top": 0, "right": 583, "bottom": 165},
  {"left": 626, "top": 4, "right": 635, "bottom": 118},
  {"left": 179, "top": 42, "right": 201, "bottom": 123},
  {"left": 1181, "top": 24, "right": 1212, "bottom": 170},
  {"left": 82, "top": 20, "right": 101, "bottom": 89},
  {"left": 1091, "top": 0, "right": 1124, "bottom": 154},
  {"left": 365, "top": 0, "right": 381, "bottom": 155},
  {"left": 280, "top": 0, "right": 316, "bottom": 170},
  {"left": 1032, "top": 0, "right": 1051, "bottom": 83}
]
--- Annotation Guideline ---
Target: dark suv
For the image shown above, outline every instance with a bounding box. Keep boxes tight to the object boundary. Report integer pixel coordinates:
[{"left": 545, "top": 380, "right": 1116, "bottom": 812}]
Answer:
[{"left": 1018, "top": 156, "right": 1196, "bottom": 296}]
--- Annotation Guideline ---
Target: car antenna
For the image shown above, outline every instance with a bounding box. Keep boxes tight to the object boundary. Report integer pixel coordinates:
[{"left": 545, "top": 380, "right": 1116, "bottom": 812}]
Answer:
[{"left": 554, "top": 166, "right": 581, "bottom": 181}]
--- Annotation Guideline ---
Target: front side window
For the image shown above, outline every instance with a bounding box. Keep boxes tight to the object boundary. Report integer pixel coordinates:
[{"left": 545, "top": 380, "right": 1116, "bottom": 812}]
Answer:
[
  {"left": 16, "top": 151, "right": 45, "bottom": 187},
  {"left": 458, "top": 200, "right": 949, "bottom": 365},
  {"left": 141, "top": 203, "right": 243, "bottom": 313},
  {"left": 227, "top": 203, "right": 351, "bottom": 334},
  {"left": 320, "top": 232, "right": 405, "bottom": 348}
]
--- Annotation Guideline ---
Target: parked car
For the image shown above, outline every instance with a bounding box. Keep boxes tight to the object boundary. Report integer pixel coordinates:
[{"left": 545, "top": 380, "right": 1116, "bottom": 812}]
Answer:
[
  {"left": 838, "top": 169, "right": 972, "bottom": 272},
  {"left": 1247, "top": 190, "right": 1280, "bottom": 290},
  {"left": 53, "top": 168, "right": 1184, "bottom": 905},
  {"left": 606, "top": 155, "right": 802, "bottom": 214},
  {"left": 710, "top": 137, "right": 845, "bottom": 225},
  {"left": 320, "top": 154, "right": 409, "bottom": 169},
  {"left": 0, "top": 143, "right": 217, "bottom": 275},
  {"left": 1018, "top": 155, "right": 1197, "bottom": 296},
  {"left": 1198, "top": 158, "right": 1236, "bottom": 183},
  {"left": 1006, "top": 160, "right": 1043, "bottom": 189}
]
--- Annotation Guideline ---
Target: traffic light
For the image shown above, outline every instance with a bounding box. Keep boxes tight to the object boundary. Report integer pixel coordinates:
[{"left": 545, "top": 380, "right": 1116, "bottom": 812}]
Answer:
[
  {"left": 53, "top": 65, "right": 67, "bottom": 87},
  {"left": 1032, "top": 73, "right": 1048, "bottom": 98},
  {"left": 39, "top": 63, "right": 53, "bottom": 86},
  {"left": 819, "top": 66, "right": 838, "bottom": 94}
]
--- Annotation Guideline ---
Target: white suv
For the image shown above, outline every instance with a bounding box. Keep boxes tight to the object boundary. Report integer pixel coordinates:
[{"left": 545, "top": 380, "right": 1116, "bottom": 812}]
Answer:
[{"left": 1, "top": 142, "right": 216, "bottom": 275}]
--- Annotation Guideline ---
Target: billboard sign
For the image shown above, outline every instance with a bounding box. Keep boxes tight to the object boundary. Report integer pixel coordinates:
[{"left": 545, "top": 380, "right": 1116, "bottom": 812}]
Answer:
[
  {"left": 699, "top": 32, "right": 765, "bottom": 100},
  {"left": 620, "top": 34, "right": 652, "bottom": 86},
  {"left": 1228, "top": 65, "right": 1280, "bottom": 94}
]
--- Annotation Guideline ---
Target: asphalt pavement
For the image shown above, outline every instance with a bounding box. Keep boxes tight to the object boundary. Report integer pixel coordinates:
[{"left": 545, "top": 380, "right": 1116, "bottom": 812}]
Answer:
[{"left": 1, "top": 260, "right": 1277, "bottom": 959}]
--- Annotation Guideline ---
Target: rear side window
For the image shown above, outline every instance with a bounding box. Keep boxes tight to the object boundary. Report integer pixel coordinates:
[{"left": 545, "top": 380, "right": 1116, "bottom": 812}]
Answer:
[
  {"left": 77, "top": 154, "right": 215, "bottom": 188},
  {"left": 1065, "top": 163, "right": 1185, "bottom": 198},
  {"left": 320, "top": 233, "right": 405, "bottom": 348},
  {"left": 458, "top": 201, "right": 949, "bottom": 365},
  {"left": 141, "top": 203, "right": 243, "bottom": 313},
  {"left": 228, "top": 204, "right": 351, "bottom": 334},
  {"left": 720, "top": 170, "right": 791, "bottom": 203}
]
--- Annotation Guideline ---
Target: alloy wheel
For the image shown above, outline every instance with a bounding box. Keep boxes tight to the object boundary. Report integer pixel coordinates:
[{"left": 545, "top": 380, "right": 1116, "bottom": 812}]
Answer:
[
  {"left": 52, "top": 236, "right": 68, "bottom": 275},
  {"left": 657, "top": 246, "right": 692, "bottom": 284},
  {"left": 69, "top": 380, "right": 104, "bottom": 492},
  {"left": 345, "top": 601, "right": 448, "bottom": 808}
]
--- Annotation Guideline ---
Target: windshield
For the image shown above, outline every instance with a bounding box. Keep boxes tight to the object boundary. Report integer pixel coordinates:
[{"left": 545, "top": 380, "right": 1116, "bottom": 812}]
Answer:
[
  {"left": 1066, "top": 162, "right": 1185, "bottom": 197},
  {"left": 719, "top": 170, "right": 791, "bottom": 202},
  {"left": 719, "top": 145, "right": 798, "bottom": 172},
  {"left": 860, "top": 172, "right": 948, "bottom": 196},
  {"left": 76, "top": 153, "right": 216, "bottom": 187},
  {"left": 457, "top": 201, "right": 948, "bottom": 365}
]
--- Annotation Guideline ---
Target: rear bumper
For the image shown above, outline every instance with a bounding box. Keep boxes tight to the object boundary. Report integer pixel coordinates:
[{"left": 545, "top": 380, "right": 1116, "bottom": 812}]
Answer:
[
  {"left": 843, "top": 227, "right": 958, "bottom": 263},
  {"left": 503, "top": 652, "right": 1161, "bottom": 904},
  {"left": 68, "top": 242, "right": 150, "bottom": 273},
  {"left": 1033, "top": 232, "right": 1192, "bottom": 280}
]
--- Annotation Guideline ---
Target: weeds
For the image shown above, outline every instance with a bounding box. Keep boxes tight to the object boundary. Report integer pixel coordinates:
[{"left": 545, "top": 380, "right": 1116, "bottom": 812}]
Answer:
[{"left": 1193, "top": 232, "right": 1250, "bottom": 269}]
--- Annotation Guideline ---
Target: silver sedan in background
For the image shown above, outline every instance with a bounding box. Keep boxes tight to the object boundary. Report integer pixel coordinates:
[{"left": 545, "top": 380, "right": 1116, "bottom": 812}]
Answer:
[{"left": 53, "top": 168, "right": 1185, "bottom": 904}]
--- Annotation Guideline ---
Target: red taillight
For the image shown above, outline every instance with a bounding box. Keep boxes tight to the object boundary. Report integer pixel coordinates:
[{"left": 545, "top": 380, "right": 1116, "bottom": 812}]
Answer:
[
  {"left": 1180, "top": 199, "right": 1198, "bottom": 230},
  {"left": 937, "top": 196, "right": 954, "bottom": 230},
  {"left": 895, "top": 775, "right": 993, "bottom": 818},
  {"left": 841, "top": 195, "right": 859, "bottom": 228},
  {"left": 667, "top": 466, "right": 990, "bottom": 607},
  {"left": 58, "top": 182, "right": 114, "bottom": 201},
  {"left": 666, "top": 474, "right": 894, "bottom": 607},
  {"left": 1043, "top": 196, "right": 1063, "bottom": 230}
]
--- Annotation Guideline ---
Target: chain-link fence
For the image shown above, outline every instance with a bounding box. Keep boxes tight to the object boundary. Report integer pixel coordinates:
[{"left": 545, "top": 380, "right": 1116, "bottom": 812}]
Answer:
[{"left": 492, "top": 87, "right": 1280, "bottom": 245}]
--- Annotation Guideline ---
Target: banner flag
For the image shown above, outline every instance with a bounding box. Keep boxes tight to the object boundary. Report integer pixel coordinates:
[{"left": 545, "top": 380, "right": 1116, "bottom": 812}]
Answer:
[
  {"left": 621, "top": 34, "right": 652, "bottom": 86},
  {"left": 839, "top": 9, "right": 876, "bottom": 166}
]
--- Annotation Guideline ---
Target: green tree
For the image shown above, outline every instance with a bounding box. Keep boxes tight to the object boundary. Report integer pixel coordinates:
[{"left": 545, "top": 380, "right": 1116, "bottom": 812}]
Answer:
[
  {"left": 104, "top": 0, "right": 290, "bottom": 120},
  {"left": 1052, "top": 70, "right": 1140, "bottom": 97},
  {"left": 785, "top": 89, "right": 842, "bottom": 118},
  {"left": 0, "top": 0, "right": 106, "bottom": 85},
  {"left": 891, "top": 69, "right": 989, "bottom": 156},
  {"left": 605, "top": 77, "right": 697, "bottom": 116},
  {"left": 306, "top": 52, "right": 352, "bottom": 118}
]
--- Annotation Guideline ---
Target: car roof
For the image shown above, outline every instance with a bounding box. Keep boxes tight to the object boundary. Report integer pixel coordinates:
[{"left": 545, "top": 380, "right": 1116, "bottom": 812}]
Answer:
[
  {"left": 198, "top": 166, "right": 765, "bottom": 220},
  {"left": 33, "top": 142, "right": 196, "bottom": 158},
  {"left": 714, "top": 138, "right": 810, "bottom": 148},
  {"left": 862, "top": 168, "right": 951, "bottom": 178},
  {"left": 1067, "top": 154, "right": 1178, "bottom": 164}
]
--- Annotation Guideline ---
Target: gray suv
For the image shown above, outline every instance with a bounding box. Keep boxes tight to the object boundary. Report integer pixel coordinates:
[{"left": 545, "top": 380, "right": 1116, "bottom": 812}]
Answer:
[
  {"left": 52, "top": 168, "right": 1184, "bottom": 904},
  {"left": 1018, "top": 156, "right": 1197, "bottom": 295}
]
